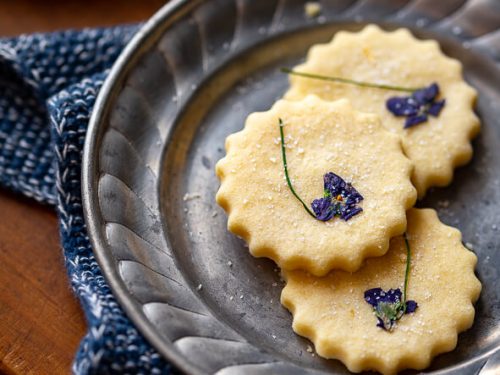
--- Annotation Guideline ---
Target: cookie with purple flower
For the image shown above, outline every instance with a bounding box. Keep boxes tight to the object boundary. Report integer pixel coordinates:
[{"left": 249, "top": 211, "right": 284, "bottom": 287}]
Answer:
[
  {"left": 285, "top": 24, "right": 480, "bottom": 198},
  {"left": 281, "top": 208, "right": 481, "bottom": 374},
  {"left": 216, "top": 96, "right": 416, "bottom": 276}
]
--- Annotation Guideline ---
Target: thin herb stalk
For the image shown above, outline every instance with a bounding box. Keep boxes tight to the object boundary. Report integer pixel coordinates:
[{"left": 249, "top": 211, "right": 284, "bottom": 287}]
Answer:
[
  {"left": 402, "top": 232, "right": 412, "bottom": 313},
  {"left": 281, "top": 67, "right": 419, "bottom": 93},
  {"left": 279, "top": 118, "right": 316, "bottom": 218}
]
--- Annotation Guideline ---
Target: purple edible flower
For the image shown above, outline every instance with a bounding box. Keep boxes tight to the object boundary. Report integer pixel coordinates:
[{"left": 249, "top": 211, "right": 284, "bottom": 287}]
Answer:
[
  {"left": 405, "top": 300, "right": 418, "bottom": 314},
  {"left": 311, "top": 172, "right": 363, "bottom": 222},
  {"left": 386, "top": 83, "right": 446, "bottom": 128},
  {"left": 311, "top": 197, "right": 336, "bottom": 221},
  {"left": 364, "top": 287, "right": 418, "bottom": 331}
]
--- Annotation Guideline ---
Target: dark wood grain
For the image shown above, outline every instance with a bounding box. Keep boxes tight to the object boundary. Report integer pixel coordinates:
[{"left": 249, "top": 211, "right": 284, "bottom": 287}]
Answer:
[
  {"left": 0, "top": 2, "right": 163, "bottom": 374},
  {"left": 0, "top": 189, "right": 84, "bottom": 375},
  {"left": 0, "top": 0, "right": 164, "bottom": 36}
]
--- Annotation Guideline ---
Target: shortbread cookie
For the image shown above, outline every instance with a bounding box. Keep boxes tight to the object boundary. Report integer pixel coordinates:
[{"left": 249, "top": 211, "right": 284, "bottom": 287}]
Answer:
[
  {"left": 285, "top": 25, "right": 480, "bottom": 198},
  {"left": 281, "top": 208, "right": 481, "bottom": 374},
  {"left": 216, "top": 96, "right": 416, "bottom": 275}
]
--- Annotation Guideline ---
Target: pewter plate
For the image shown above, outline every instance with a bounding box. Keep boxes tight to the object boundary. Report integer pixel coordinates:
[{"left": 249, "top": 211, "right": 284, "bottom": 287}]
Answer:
[{"left": 82, "top": 0, "right": 500, "bottom": 374}]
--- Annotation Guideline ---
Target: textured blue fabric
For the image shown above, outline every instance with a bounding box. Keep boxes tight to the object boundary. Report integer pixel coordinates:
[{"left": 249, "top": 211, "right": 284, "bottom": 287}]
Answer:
[{"left": 0, "top": 26, "right": 173, "bottom": 374}]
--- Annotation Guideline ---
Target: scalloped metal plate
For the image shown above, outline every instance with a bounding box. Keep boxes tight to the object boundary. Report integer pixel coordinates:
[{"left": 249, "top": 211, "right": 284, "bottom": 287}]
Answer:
[{"left": 83, "top": 0, "right": 500, "bottom": 374}]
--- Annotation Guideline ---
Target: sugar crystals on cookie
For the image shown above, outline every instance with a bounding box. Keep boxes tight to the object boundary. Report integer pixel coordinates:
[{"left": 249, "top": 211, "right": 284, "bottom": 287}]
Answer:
[
  {"left": 281, "top": 208, "right": 481, "bottom": 374},
  {"left": 284, "top": 24, "right": 480, "bottom": 198},
  {"left": 216, "top": 96, "right": 416, "bottom": 276}
]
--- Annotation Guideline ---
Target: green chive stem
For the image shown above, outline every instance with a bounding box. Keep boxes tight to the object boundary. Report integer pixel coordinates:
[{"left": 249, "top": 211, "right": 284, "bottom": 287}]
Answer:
[
  {"left": 402, "top": 232, "right": 412, "bottom": 313},
  {"left": 281, "top": 67, "right": 418, "bottom": 93},
  {"left": 279, "top": 118, "right": 316, "bottom": 219}
]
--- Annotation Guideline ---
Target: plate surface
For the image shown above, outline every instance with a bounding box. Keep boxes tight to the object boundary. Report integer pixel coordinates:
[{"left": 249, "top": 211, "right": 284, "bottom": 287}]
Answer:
[{"left": 83, "top": 0, "right": 500, "bottom": 374}]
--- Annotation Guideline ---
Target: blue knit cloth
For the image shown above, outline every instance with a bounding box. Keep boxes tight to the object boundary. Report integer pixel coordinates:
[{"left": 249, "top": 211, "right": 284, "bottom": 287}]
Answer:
[{"left": 0, "top": 26, "right": 173, "bottom": 374}]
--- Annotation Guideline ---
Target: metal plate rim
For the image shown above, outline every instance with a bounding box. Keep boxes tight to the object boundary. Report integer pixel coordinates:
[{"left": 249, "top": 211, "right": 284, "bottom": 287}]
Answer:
[{"left": 82, "top": 1, "right": 205, "bottom": 374}]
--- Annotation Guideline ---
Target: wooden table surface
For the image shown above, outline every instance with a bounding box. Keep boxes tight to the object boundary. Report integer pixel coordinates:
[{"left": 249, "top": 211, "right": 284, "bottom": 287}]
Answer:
[{"left": 0, "top": 1, "right": 164, "bottom": 374}]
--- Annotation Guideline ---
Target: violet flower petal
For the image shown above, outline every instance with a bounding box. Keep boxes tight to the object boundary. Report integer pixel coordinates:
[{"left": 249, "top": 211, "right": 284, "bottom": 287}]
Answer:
[
  {"left": 311, "top": 197, "right": 335, "bottom": 221},
  {"left": 376, "top": 317, "right": 386, "bottom": 330},
  {"left": 340, "top": 206, "right": 363, "bottom": 221},
  {"left": 344, "top": 183, "right": 363, "bottom": 203},
  {"left": 405, "top": 300, "right": 418, "bottom": 314},
  {"left": 404, "top": 114, "right": 428, "bottom": 128},
  {"left": 413, "top": 83, "right": 439, "bottom": 104},
  {"left": 364, "top": 288, "right": 384, "bottom": 307},
  {"left": 386, "top": 97, "right": 419, "bottom": 116},
  {"left": 427, "top": 99, "right": 446, "bottom": 117},
  {"left": 384, "top": 288, "right": 403, "bottom": 304},
  {"left": 323, "top": 172, "right": 344, "bottom": 197}
]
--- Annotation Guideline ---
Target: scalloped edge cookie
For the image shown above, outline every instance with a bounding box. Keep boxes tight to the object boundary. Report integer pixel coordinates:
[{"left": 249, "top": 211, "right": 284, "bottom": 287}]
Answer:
[
  {"left": 285, "top": 24, "right": 480, "bottom": 198},
  {"left": 216, "top": 96, "right": 416, "bottom": 275},
  {"left": 281, "top": 208, "right": 481, "bottom": 374}
]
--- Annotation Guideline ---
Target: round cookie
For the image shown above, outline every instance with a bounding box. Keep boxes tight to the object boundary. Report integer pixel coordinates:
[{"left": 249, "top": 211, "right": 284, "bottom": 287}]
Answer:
[
  {"left": 281, "top": 208, "right": 481, "bottom": 374},
  {"left": 216, "top": 96, "right": 416, "bottom": 276},
  {"left": 285, "top": 24, "right": 480, "bottom": 198}
]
